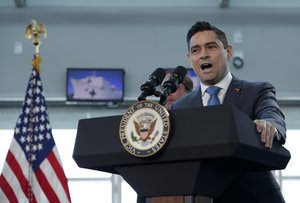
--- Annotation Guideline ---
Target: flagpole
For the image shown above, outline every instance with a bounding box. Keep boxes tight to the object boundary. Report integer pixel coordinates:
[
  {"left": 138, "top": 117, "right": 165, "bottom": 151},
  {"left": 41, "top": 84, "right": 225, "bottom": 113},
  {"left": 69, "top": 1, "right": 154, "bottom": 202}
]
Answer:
[
  {"left": 25, "top": 20, "right": 47, "bottom": 203},
  {"left": 25, "top": 19, "right": 47, "bottom": 74},
  {"left": 0, "top": 20, "right": 71, "bottom": 203}
]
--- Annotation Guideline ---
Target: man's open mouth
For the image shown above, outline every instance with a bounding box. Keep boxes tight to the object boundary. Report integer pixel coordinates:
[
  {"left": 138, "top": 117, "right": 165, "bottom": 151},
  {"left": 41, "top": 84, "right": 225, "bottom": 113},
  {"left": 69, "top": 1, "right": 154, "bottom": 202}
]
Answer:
[{"left": 201, "top": 63, "right": 213, "bottom": 70}]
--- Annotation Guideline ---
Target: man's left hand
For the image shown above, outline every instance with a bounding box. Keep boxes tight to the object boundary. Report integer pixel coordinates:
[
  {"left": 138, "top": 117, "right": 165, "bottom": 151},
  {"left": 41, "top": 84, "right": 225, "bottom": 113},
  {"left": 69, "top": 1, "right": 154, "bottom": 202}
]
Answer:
[{"left": 254, "top": 119, "right": 278, "bottom": 149}]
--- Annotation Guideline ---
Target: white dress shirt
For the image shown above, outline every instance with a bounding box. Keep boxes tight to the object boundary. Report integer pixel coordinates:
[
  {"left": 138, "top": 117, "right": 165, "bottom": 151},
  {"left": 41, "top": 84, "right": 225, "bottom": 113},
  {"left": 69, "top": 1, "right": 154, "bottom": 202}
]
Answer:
[{"left": 200, "top": 72, "right": 233, "bottom": 106}]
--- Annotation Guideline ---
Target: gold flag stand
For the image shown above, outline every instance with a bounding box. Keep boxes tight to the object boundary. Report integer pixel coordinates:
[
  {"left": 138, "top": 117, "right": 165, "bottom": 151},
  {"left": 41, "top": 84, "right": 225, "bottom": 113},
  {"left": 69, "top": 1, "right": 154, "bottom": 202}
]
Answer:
[{"left": 25, "top": 19, "right": 47, "bottom": 73}]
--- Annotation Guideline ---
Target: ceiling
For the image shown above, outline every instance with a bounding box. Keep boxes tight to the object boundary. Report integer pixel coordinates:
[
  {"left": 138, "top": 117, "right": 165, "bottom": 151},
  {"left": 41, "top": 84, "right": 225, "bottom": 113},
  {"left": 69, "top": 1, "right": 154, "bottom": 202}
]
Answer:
[
  {"left": 2, "top": 0, "right": 300, "bottom": 8},
  {"left": 1, "top": 0, "right": 299, "bottom": 25}
]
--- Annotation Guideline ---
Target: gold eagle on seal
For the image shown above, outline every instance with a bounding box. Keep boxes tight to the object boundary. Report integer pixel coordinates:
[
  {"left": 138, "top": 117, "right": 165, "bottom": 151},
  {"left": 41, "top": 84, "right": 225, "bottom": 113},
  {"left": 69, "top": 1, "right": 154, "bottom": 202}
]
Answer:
[{"left": 133, "top": 117, "right": 157, "bottom": 141}]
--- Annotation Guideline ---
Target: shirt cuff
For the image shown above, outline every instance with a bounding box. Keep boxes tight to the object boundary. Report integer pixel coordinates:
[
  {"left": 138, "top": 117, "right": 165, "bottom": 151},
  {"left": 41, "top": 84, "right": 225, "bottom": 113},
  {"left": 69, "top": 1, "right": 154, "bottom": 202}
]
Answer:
[{"left": 274, "top": 128, "right": 281, "bottom": 141}]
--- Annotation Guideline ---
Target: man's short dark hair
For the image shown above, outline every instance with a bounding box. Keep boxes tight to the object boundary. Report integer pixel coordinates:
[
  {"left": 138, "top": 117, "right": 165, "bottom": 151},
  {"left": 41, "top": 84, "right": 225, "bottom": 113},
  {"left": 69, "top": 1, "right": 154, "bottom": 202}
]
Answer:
[{"left": 186, "top": 21, "right": 229, "bottom": 50}]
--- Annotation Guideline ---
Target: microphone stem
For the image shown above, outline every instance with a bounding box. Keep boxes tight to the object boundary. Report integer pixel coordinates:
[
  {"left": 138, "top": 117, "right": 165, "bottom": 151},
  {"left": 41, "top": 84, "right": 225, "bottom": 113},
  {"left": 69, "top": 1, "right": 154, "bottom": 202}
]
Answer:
[
  {"left": 159, "top": 93, "right": 167, "bottom": 105},
  {"left": 138, "top": 95, "right": 147, "bottom": 101}
]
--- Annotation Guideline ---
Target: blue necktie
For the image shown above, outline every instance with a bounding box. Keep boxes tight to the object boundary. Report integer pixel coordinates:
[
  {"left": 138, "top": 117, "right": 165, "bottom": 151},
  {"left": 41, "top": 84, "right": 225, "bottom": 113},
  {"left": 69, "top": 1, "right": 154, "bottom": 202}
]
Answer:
[{"left": 206, "top": 86, "right": 221, "bottom": 106}]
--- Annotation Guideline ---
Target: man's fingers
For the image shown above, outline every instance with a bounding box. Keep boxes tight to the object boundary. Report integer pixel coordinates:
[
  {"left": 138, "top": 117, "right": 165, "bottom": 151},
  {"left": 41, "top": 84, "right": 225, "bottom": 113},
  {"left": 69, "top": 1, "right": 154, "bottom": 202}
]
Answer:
[
  {"left": 254, "top": 119, "right": 276, "bottom": 149},
  {"left": 254, "top": 120, "right": 266, "bottom": 143},
  {"left": 266, "top": 124, "right": 276, "bottom": 148},
  {"left": 264, "top": 122, "right": 272, "bottom": 148},
  {"left": 254, "top": 119, "right": 262, "bottom": 133}
]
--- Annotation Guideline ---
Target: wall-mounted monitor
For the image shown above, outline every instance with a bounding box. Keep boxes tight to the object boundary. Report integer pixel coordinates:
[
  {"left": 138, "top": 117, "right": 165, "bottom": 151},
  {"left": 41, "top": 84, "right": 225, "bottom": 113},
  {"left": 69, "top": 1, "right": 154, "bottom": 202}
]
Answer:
[{"left": 66, "top": 68, "right": 125, "bottom": 102}]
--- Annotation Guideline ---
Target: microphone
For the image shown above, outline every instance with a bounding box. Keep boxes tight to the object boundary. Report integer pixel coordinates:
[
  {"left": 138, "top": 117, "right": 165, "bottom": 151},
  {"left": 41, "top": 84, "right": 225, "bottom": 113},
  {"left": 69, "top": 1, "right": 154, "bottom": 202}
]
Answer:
[
  {"left": 138, "top": 68, "right": 166, "bottom": 101},
  {"left": 159, "top": 66, "right": 187, "bottom": 105}
]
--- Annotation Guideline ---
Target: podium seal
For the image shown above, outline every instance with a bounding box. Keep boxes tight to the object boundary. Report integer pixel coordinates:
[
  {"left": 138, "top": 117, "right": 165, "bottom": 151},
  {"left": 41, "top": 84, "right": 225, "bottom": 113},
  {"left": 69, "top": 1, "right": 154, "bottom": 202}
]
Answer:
[{"left": 119, "top": 100, "right": 170, "bottom": 157}]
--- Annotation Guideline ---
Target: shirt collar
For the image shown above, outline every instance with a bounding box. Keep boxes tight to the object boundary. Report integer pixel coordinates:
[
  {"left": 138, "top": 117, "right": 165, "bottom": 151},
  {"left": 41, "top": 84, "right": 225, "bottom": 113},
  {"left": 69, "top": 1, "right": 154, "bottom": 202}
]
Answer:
[{"left": 200, "top": 72, "right": 233, "bottom": 95}]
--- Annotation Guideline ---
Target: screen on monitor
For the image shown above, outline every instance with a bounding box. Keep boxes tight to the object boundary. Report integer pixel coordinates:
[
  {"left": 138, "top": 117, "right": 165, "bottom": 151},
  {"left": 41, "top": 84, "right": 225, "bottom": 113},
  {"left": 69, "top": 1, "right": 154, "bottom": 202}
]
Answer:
[{"left": 66, "top": 68, "right": 125, "bottom": 102}]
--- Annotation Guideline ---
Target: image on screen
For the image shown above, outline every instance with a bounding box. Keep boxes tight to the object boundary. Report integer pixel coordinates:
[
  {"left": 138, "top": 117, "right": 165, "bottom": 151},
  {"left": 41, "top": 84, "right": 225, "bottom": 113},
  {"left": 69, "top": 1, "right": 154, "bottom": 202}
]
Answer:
[{"left": 66, "top": 68, "right": 125, "bottom": 102}]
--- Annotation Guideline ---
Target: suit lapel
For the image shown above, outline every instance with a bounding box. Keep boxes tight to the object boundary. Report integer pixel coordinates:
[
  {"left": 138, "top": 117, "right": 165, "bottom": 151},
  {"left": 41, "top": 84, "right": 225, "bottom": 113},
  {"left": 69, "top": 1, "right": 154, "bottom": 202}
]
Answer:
[
  {"left": 191, "top": 87, "right": 204, "bottom": 107},
  {"left": 223, "top": 76, "right": 243, "bottom": 105}
]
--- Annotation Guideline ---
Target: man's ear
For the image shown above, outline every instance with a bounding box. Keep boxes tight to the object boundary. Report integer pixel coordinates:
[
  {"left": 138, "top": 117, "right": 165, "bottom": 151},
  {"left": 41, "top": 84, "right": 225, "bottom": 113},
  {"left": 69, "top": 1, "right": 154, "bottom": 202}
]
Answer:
[{"left": 226, "top": 45, "right": 233, "bottom": 61}]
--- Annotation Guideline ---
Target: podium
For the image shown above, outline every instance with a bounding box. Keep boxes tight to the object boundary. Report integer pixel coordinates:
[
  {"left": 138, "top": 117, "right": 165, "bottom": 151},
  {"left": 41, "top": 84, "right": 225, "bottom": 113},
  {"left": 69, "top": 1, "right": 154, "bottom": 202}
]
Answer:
[{"left": 73, "top": 104, "right": 290, "bottom": 199}]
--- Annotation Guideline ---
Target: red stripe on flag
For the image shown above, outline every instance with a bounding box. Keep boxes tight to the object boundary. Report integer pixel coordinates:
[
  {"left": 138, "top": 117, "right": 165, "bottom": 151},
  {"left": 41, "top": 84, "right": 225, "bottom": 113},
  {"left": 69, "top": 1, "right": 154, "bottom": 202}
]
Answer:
[
  {"left": 6, "top": 150, "right": 37, "bottom": 203},
  {"left": 48, "top": 151, "right": 72, "bottom": 202},
  {"left": 1, "top": 68, "right": 72, "bottom": 203},
  {"left": 35, "top": 167, "right": 60, "bottom": 203},
  {"left": 0, "top": 174, "right": 18, "bottom": 202}
]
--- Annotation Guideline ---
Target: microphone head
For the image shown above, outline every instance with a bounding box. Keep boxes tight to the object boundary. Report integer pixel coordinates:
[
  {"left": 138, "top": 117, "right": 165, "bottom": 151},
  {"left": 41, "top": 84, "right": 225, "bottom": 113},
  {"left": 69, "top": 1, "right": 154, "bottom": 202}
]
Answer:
[
  {"left": 171, "top": 66, "right": 187, "bottom": 84},
  {"left": 139, "top": 68, "right": 166, "bottom": 100},
  {"left": 149, "top": 68, "right": 166, "bottom": 86},
  {"left": 162, "top": 66, "right": 187, "bottom": 95}
]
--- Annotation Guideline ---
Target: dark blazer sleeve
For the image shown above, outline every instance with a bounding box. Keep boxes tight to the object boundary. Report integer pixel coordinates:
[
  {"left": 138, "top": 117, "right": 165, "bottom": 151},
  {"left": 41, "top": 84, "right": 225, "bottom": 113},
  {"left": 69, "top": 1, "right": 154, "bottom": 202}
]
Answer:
[
  {"left": 227, "top": 81, "right": 286, "bottom": 144},
  {"left": 254, "top": 82, "right": 286, "bottom": 143}
]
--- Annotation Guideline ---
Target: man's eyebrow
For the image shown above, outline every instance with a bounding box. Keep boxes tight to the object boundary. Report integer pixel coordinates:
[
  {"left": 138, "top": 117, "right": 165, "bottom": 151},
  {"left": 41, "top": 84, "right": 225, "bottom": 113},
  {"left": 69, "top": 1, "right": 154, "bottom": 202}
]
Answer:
[
  {"left": 190, "top": 44, "right": 201, "bottom": 50},
  {"left": 205, "top": 41, "right": 218, "bottom": 45},
  {"left": 190, "top": 41, "right": 217, "bottom": 50}
]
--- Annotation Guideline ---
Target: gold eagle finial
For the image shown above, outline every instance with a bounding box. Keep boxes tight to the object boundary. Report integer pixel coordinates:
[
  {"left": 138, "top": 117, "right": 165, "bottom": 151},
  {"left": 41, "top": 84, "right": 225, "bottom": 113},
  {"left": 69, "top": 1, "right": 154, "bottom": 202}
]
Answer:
[
  {"left": 25, "top": 19, "right": 47, "bottom": 55},
  {"left": 25, "top": 20, "right": 47, "bottom": 73}
]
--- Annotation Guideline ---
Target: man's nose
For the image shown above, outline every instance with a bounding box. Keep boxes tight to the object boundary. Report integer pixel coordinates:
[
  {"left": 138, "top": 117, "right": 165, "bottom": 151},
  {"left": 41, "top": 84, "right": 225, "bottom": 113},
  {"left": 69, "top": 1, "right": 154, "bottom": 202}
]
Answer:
[
  {"left": 199, "top": 48, "right": 209, "bottom": 59},
  {"left": 200, "top": 52, "right": 209, "bottom": 60}
]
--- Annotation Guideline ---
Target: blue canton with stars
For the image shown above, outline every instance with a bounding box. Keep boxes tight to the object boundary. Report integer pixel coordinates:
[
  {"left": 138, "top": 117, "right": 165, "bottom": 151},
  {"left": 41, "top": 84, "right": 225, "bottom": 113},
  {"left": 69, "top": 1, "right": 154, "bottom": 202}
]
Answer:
[{"left": 14, "top": 69, "right": 55, "bottom": 172}]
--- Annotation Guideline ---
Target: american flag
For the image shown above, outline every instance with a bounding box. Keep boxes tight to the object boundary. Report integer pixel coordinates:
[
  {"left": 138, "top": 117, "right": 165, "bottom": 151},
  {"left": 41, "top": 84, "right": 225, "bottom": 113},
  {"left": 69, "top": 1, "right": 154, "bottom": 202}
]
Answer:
[{"left": 0, "top": 68, "right": 71, "bottom": 202}]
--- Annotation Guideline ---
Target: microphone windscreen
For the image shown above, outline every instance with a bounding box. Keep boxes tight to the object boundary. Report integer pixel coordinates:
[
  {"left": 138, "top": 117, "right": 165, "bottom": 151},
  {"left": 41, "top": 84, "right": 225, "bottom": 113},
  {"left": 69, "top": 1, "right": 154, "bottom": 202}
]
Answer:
[
  {"left": 172, "top": 66, "right": 187, "bottom": 83},
  {"left": 151, "top": 68, "right": 166, "bottom": 85}
]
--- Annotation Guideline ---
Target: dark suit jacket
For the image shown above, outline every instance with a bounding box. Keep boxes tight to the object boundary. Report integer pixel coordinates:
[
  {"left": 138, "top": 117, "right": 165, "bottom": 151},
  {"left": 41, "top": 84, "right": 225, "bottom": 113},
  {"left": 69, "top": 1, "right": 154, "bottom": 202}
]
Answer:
[{"left": 170, "top": 76, "right": 286, "bottom": 203}]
